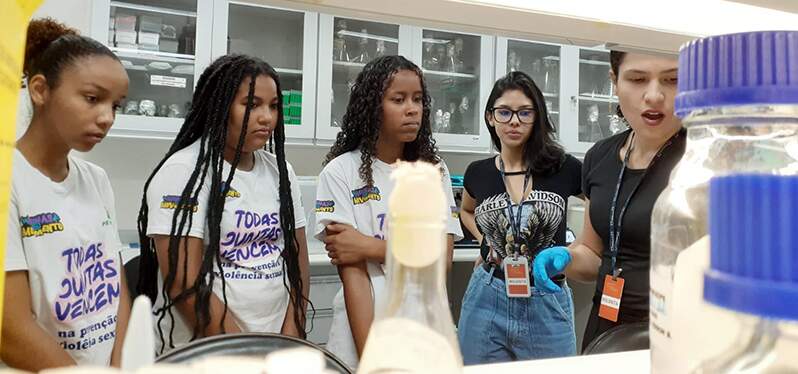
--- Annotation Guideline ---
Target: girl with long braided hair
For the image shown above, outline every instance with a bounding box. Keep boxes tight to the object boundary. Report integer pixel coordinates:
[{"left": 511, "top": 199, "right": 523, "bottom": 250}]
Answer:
[
  {"left": 314, "top": 55, "right": 463, "bottom": 367},
  {"left": 137, "top": 54, "right": 309, "bottom": 354}
]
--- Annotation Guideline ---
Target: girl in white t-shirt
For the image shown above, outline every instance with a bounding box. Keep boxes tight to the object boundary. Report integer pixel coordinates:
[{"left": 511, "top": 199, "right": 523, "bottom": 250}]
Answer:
[
  {"left": 3, "top": 19, "right": 131, "bottom": 371},
  {"left": 315, "top": 55, "right": 463, "bottom": 367},
  {"left": 137, "top": 54, "right": 310, "bottom": 354}
]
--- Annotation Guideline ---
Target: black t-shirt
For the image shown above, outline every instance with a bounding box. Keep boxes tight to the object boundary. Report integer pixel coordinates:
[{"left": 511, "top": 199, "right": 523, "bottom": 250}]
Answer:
[
  {"left": 583, "top": 128, "right": 686, "bottom": 321},
  {"left": 464, "top": 154, "right": 582, "bottom": 263}
]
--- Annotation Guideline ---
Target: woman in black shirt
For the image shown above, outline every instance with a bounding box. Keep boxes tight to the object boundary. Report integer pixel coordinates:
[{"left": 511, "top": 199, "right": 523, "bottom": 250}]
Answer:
[
  {"left": 532, "top": 51, "right": 685, "bottom": 351},
  {"left": 457, "top": 72, "right": 582, "bottom": 364}
]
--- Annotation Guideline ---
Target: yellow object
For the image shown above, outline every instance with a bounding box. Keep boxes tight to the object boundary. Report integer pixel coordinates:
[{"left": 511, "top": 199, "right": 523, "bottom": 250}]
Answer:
[{"left": 0, "top": 0, "right": 44, "bottom": 348}]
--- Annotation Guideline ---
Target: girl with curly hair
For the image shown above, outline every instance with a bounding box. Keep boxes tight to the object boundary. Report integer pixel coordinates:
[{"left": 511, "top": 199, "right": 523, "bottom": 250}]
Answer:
[{"left": 314, "top": 55, "right": 463, "bottom": 367}]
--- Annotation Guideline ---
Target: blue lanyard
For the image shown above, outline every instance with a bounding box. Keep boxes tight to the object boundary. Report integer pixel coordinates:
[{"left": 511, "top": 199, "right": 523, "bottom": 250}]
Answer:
[
  {"left": 608, "top": 131, "right": 678, "bottom": 277},
  {"left": 499, "top": 157, "right": 531, "bottom": 258}
]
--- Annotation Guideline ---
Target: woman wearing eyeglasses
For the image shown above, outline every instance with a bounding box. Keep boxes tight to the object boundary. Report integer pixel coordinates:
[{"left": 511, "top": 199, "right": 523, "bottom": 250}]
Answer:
[{"left": 457, "top": 71, "right": 583, "bottom": 364}]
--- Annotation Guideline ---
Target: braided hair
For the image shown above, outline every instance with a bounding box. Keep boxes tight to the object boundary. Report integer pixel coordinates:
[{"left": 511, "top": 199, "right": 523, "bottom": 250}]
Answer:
[
  {"left": 137, "top": 54, "right": 308, "bottom": 351},
  {"left": 324, "top": 55, "right": 439, "bottom": 185}
]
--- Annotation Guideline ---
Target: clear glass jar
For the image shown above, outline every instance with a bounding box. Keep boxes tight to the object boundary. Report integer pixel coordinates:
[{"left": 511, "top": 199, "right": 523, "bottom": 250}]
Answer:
[{"left": 649, "top": 105, "right": 798, "bottom": 373}]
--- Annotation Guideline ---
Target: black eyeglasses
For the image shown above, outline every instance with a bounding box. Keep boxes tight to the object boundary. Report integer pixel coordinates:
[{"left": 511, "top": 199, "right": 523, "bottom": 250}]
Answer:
[{"left": 490, "top": 107, "right": 536, "bottom": 124}]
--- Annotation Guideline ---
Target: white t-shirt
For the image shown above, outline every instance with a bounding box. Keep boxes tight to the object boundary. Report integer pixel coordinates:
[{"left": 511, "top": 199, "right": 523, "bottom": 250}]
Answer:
[
  {"left": 313, "top": 149, "right": 463, "bottom": 367},
  {"left": 146, "top": 140, "right": 305, "bottom": 354},
  {"left": 5, "top": 150, "right": 124, "bottom": 366}
]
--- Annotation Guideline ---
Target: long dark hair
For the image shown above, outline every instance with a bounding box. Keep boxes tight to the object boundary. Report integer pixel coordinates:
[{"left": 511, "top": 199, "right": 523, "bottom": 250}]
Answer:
[
  {"left": 324, "top": 55, "right": 439, "bottom": 185},
  {"left": 485, "top": 71, "right": 565, "bottom": 176},
  {"left": 137, "top": 54, "right": 308, "bottom": 351},
  {"left": 610, "top": 50, "right": 627, "bottom": 118}
]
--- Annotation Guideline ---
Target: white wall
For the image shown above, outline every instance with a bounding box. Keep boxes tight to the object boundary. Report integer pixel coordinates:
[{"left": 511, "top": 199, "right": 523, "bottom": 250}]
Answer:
[{"left": 32, "top": 0, "right": 93, "bottom": 34}]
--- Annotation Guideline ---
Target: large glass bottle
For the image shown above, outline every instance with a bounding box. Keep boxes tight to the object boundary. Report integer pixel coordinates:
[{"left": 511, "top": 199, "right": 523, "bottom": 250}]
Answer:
[
  {"left": 649, "top": 31, "right": 798, "bottom": 373},
  {"left": 693, "top": 175, "right": 798, "bottom": 373},
  {"left": 358, "top": 162, "right": 462, "bottom": 374}
]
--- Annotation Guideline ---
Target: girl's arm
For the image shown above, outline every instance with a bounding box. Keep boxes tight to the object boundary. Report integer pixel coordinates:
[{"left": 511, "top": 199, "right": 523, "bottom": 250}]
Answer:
[
  {"left": 338, "top": 261, "right": 372, "bottom": 357},
  {"left": 281, "top": 227, "right": 310, "bottom": 337},
  {"left": 565, "top": 199, "right": 604, "bottom": 282},
  {"left": 1, "top": 271, "right": 76, "bottom": 371},
  {"left": 152, "top": 235, "right": 242, "bottom": 336}
]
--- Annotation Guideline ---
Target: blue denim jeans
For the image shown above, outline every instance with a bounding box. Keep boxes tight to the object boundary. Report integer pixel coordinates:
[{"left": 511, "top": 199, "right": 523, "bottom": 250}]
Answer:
[{"left": 457, "top": 265, "right": 577, "bottom": 365}]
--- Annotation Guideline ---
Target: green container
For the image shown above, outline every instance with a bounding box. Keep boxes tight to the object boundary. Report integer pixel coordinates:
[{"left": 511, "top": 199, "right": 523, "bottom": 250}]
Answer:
[
  {"left": 282, "top": 106, "right": 290, "bottom": 117},
  {"left": 290, "top": 90, "right": 302, "bottom": 104},
  {"left": 286, "top": 116, "right": 301, "bottom": 126},
  {"left": 288, "top": 104, "right": 301, "bottom": 117},
  {"left": 281, "top": 90, "right": 291, "bottom": 104}
]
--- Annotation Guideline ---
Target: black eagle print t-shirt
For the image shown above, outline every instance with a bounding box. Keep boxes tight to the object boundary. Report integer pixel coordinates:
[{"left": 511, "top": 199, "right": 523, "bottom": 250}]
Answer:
[{"left": 463, "top": 155, "right": 582, "bottom": 263}]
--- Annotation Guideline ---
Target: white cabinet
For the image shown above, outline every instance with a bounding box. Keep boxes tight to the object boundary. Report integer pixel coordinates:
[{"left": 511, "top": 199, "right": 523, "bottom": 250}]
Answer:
[
  {"left": 411, "top": 28, "right": 494, "bottom": 152},
  {"left": 211, "top": 2, "right": 318, "bottom": 143},
  {"left": 91, "top": 0, "right": 214, "bottom": 139},
  {"left": 92, "top": 0, "right": 617, "bottom": 154},
  {"left": 316, "top": 15, "right": 413, "bottom": 141}
]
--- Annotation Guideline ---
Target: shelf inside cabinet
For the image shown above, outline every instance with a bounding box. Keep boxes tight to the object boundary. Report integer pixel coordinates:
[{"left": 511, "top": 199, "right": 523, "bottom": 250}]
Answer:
[
  {"left": 113, "top": 47, "right": 195, "bottom": 63},
  {"left": 579, "top": 59, "right": 611, "bottom": 67},
  {"left": 542, "top": 92, "right": 558, "bottom": 98},
  {"left": 333, "top": 60, "right": 367, "bottom": 69},
  {"left": 110, "top": 1, "right": 196, "bottom": 17},
  {"left": 337, "top": 30, "right": 398, "bottom": 44},
  {"left": 275, "top": 68, "right": 303, "bottom": 76},
  {"left": 578, "top": 94, "right": 618, "bottom": 103},
  {"left": 422, "top": 69, "right": 477, "bottom": 79}
]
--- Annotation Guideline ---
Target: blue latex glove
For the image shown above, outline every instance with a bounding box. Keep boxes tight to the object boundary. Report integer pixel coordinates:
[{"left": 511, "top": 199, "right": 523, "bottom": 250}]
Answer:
[{"left": 533, "top": 246, "right": 572, "bottom": 293}]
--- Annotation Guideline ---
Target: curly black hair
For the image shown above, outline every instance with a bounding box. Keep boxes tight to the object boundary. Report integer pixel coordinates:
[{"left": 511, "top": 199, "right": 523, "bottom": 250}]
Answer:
[
  {"left": 484, "top": 71, "right": 565, "bottom": 176},
  {"left": 137, "top": 54, "right": 309, "bottom": 351},
  {"left": 324, "top": 55, "right": 439, "bottom": 185}
]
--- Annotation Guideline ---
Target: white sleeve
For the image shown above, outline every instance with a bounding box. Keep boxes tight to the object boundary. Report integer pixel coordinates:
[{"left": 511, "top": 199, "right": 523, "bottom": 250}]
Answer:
[
  {"left": 313, "top": 163, "right": 356, "bottom": 241},
  {"left": 5, "top": 191, "right": 27, "bottom": 272},
  {"left": 440, "top": 162, "right": 464, "bottom": 241},
  {"left": 287, "top": 163, "right": 306, "bottom": 228},
  {"left": 146, "top": 163, "right": 208, "bottom": 239},
  {"left": 96, "top": 167, "right": 124, "bottom": 256}
]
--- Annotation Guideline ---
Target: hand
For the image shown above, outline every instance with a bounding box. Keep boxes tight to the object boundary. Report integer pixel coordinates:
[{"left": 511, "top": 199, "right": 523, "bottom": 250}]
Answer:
[
  {"left": 532, "top": 246, "right": 572, "bottom": 293},
  {"left": 323, "top": 224, "right": 373, "bottom": 266}
]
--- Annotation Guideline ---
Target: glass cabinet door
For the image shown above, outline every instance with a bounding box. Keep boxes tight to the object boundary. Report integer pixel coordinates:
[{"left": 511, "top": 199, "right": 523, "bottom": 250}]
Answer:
[
  {"left": 92, "top": 0, "right": 208, "bottom": 137},
  {"left": 220, "top": 3, "right": 318, "bottom": 141},
  {"left": 416, "top": 28, "right": 492, "bottom": 151},
  {"left": 500, "top": 39, "right": 561, "bottom": 135},
  {"left": 91, "top": 0, "right": 214, "bottom": 137},
  {"left": 421, "top": 30, "right": 479, "bottom": 136},
  {"left": 316, "top": 16, "right": 402, "bottom": 141},
  {"left": 576, "top": 49, "right": 620, "bottom": 143}
]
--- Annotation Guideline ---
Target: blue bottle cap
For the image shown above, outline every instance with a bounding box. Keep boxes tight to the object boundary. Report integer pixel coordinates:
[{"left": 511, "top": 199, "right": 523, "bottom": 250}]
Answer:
[
  {"left": 704, "top": 174, "right": 798, "bottom": 320},
  {"left": 675, "top": 31, "right": 798, "bottom": 118}
]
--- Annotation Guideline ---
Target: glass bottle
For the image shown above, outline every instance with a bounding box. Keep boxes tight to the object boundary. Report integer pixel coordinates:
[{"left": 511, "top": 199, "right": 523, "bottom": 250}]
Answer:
[
  {"left": 692, "top": 174, "right": 798, "bottom": 373},
  {"left": 333, "top": 20, "right": 350, "bottom": 62},
  {"left": 650, "top": 31, "right": 798, "bottom": 374},
  {"left": 358, "top": 162, "right": 462, "bottom": 374}
]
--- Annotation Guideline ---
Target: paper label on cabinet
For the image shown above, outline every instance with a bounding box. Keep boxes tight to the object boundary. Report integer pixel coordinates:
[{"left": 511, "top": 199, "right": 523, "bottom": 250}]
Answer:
[
  {"left": 358, "top": 317, "right": 461, "bottom": 374},
  {"left": 150, "top": 75, "right": 186, "bottom": 88}
]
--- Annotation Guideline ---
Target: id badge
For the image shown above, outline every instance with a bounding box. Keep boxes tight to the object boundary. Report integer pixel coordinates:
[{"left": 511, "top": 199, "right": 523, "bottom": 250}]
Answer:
[
  {"left": 598, "top": 274, "right": 625, "bottom": 322},
  {"left": 503, "top": 256, "right": 531, "bottom": 298}
]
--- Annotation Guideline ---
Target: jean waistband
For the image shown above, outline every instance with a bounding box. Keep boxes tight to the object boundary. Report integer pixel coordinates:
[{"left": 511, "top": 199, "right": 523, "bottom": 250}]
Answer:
[{"left": 483, "top": 261, "right": 566, "bottom": 286}]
